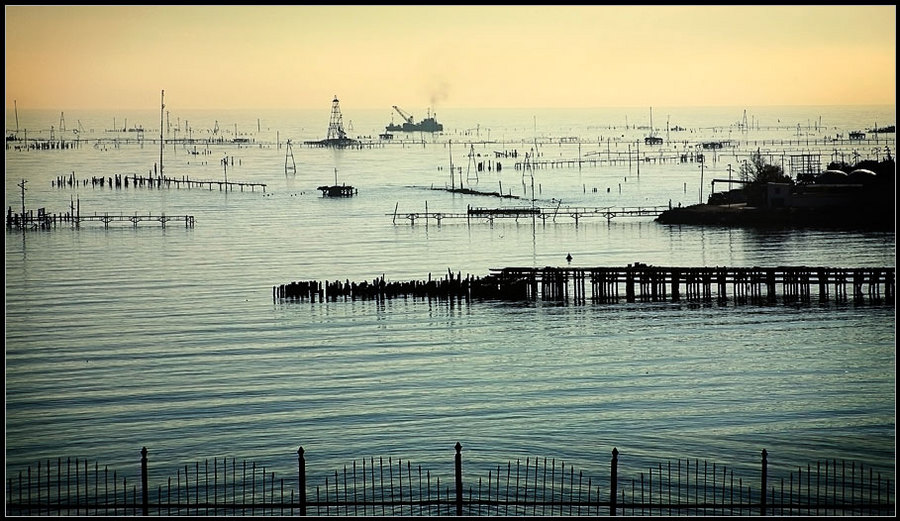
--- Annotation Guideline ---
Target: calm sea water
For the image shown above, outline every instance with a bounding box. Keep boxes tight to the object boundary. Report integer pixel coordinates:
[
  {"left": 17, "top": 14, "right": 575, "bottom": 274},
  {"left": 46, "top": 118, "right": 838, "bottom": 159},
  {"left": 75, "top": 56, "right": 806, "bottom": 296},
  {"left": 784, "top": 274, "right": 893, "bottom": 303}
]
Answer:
[{"left": 5, "top": 105, "right": 896, "bottom": 489}]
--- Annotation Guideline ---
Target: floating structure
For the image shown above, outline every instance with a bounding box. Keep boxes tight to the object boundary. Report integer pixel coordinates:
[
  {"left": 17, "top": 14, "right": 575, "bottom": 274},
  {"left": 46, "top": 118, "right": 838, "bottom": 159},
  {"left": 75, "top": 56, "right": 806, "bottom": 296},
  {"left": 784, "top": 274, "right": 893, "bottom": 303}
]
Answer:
[
  {"left": 644, "top": 106, "right": 663, "bottom": 145},
  {"left": 385, "top": 105, "right": 443, "bottom": 132},
  {"left": 317, "top": 185, "right": 357, "bottom": 197},
  {"left": 304, "top": 96, "right": 358, "bottom": 148},
  {"left": 274, "top": 265, "right": 894, "bottom": 306},
  {"left": 317, "top": 168, "right": 356, "bottom": 197}
]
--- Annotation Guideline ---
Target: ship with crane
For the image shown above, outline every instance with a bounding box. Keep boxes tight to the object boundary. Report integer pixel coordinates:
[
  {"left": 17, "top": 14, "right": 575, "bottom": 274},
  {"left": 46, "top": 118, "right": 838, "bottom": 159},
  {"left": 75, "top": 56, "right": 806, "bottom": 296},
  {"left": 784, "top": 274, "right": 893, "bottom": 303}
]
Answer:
[{"left": 385, "top": 105, "right": 444, "bottom": 133}]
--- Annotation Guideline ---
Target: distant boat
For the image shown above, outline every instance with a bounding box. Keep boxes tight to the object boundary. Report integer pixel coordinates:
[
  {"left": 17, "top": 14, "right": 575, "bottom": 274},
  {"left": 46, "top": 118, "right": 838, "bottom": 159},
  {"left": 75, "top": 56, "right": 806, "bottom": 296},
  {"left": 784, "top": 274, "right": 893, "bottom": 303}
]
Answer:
[{"left": 385, "top": 105, "right": 443, "bottom": 133}]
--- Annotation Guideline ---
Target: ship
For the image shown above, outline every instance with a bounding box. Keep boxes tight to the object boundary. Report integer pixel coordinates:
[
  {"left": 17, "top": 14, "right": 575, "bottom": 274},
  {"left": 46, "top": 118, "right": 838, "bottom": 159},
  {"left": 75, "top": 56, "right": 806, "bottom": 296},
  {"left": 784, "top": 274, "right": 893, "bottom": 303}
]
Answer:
[{"left": 385, "top": 105, "right": 443, "bottom": 133}]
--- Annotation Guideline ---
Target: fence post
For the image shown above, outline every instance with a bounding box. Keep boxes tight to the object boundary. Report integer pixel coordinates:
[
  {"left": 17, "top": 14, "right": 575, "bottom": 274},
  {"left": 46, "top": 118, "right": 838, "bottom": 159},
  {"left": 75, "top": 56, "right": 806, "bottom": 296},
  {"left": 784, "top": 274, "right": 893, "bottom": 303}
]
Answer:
[
  {"left": 141, "top": 447, "right": 149, "bottom": 516},
  {"left": 760, "top": 449, "right": 768, "bottom": 516},
  {"left": 455, "top": 442, "right": 463, "bottom": 516},
  {"left": 610, "top": 447, "right": 619, "bottom": 516},
  {"left": 298, "top": 446, "right": 306, "bottom": 516}
]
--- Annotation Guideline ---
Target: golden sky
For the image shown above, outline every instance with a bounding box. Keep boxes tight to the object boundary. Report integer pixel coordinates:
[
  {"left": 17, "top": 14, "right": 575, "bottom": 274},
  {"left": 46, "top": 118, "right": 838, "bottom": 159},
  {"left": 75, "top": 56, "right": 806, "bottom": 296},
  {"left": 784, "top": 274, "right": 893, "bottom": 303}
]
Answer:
[{"left": 5, "top": 5, "right": 896, "bottom": 110}]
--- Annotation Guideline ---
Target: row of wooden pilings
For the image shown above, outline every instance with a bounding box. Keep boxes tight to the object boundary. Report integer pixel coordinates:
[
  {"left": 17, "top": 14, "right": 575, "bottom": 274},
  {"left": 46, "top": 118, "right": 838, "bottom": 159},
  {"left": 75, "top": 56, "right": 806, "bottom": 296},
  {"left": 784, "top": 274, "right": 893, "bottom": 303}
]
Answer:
[
  {"left": 274, "top": 270, "right": 524, "bottom": 303},
  {"left": 275, "top": 265, "right": 894, "bottom": 305},
  {"left": 52, "top": 173, "right": 266, "bottom": 192},
  {"left": 7, "top": 208, "right": 79, "bottom": 230}
]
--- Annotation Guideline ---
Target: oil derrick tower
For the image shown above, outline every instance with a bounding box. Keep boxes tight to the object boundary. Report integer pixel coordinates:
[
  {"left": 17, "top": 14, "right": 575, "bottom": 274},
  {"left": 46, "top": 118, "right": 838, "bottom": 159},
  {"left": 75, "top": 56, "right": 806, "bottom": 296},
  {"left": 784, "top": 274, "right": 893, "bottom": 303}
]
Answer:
[
  {"left": 304, "top": 95, "right": 357, "bottom": 147},
  {"left": 326, "top": 96, "right": 348, "bottom": 141}
]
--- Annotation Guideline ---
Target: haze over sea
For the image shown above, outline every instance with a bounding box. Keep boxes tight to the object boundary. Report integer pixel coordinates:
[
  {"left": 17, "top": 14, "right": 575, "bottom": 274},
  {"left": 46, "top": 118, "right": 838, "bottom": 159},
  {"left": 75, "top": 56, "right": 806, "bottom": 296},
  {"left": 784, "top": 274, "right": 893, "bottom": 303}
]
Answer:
[{"left": 5, "top": 104, "right": 896, "bottom": 490}]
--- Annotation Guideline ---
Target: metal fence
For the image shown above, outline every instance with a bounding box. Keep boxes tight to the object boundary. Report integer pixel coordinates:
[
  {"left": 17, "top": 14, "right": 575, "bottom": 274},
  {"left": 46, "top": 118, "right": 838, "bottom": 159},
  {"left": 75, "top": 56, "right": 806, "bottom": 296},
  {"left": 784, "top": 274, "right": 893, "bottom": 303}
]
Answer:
[{"left": 6, "top": 444, "right": 894, "bottom": 516}]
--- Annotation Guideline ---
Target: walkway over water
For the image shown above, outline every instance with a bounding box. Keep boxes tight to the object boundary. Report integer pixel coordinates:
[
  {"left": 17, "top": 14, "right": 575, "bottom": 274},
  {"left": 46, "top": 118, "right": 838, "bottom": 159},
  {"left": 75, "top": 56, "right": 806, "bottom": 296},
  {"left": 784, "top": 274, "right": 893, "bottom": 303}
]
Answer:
[
  {"left": 7, "top": 210, "right": 195, "bottom": 229},
  {"left": 275, "top": 265, "right": 894, "bottom": 306},
  {"left": 53, "top": 173, "right": 266, "bottom": 192},
  {"left": 391, "top": 205, "right": 669, "bottom": 225}
]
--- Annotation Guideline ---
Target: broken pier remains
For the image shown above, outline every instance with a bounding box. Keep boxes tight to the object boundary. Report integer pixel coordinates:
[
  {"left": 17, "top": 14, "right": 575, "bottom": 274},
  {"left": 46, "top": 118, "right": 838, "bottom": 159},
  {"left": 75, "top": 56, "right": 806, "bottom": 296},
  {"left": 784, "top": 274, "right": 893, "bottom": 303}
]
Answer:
[{"left": 275, "top": 265, "right": 895, "bottom": 306}]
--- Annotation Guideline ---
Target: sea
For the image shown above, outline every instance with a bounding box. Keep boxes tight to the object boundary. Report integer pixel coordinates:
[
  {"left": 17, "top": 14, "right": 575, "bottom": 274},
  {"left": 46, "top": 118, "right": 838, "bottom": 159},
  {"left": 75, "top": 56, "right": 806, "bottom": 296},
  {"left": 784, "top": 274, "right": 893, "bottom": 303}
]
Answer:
[{"left": 5, "top": 105, "right": 896, "bottom": 492}]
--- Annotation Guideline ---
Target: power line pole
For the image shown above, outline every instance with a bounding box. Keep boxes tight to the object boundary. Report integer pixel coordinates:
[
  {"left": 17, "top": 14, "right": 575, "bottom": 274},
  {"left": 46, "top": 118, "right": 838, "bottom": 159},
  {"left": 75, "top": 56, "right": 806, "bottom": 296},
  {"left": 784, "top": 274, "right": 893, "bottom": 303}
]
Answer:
[
  {"left": 18, "top": 179, "right": 27, "bottom": 219},
  {"left": 159, "top": 90, "right": 165, "bottom": 179}
]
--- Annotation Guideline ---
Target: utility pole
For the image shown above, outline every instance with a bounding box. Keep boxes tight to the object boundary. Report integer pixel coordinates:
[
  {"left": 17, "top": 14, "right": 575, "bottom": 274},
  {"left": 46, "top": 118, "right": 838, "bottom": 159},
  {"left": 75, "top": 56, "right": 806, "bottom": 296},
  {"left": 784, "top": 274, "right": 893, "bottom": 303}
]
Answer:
[
  {"left": 449, "top": 140, "right": 454, "bottom": 190},
  {"left": 159, "top": 90, "right": 165, "bottom": 179},
  {"left": 18, "top": 179, "right": 27, "bottom": 219},
  {"left": 699, "top": 158, "right": 705, "bottom": 204}
]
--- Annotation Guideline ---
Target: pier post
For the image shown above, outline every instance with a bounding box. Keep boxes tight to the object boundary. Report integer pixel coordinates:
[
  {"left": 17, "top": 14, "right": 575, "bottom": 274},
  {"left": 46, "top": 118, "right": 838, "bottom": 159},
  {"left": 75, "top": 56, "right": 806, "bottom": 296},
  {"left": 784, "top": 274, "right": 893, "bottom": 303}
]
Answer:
[
  {"left": 297, "top": 447, "right": 306, "bottom": 516},
  {"left": 766, "top": 269, "right": 776, "bottom": 303},
  {"left": 817, "top": 268, "right": 828, "bottom": 301},
  {"left": 454, "top": 443, "right": 463, "bottom": 516},
  {"left": 671, "top": 269, "right": 680, "bottom": 301},
  {"left": 610, "top": 447, "right": 619, "bottom": 516},
  {"left": 760, "top": 449, "right": 768, "bottom": 516},
  {"left": 625, "top": 267, "right": 635, "bottom": 303},
  {"left": 717, "top": 267, "right": 727, "bottom": 302},
  {"left": 140, "top": 447, "right": 149, "bottom": 516}
]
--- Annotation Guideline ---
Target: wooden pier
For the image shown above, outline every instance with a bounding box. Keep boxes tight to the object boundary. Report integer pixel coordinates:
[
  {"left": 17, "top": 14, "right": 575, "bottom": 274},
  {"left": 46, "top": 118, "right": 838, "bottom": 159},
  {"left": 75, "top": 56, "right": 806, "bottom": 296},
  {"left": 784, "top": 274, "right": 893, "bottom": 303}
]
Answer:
[
  {"left": 488, "top": 265, "right": 894, "bottom": 305},
  {"left": 275, "top": 265, "right": 895, "bottom": 306},
  {"left": 7, "top": 209, "right": 195, "bottom": 229},
  {"left": 391, "top": 205, "right": 669, "bottom": 225},
  {"left": 53, "top": 173, "right": 266, "bottom": 192}
]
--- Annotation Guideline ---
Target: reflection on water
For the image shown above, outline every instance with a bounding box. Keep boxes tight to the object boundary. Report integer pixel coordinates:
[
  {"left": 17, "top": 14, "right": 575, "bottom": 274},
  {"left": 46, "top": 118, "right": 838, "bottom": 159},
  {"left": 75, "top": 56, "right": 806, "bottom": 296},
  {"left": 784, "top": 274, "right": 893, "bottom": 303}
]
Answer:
[{"left": 5, "top": 106, "right": 895, "bottom": 487}]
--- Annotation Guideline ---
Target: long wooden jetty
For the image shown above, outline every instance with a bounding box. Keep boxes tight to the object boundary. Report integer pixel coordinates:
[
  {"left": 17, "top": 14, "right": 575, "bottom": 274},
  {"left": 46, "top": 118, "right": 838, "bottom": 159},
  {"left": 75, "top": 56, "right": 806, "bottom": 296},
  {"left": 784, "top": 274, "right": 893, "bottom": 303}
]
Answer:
[
  {"left": 275, "top": 265, "right": 894, "bottom": 306},
  {"left": 7, "top": 208, "right": 194, "bottom": 229},
  {"left": 53, "top": 173, "right": 266, "bottom": 192},
  {"left": 391, "top": 205, "right": 669, "bottom": 225}
]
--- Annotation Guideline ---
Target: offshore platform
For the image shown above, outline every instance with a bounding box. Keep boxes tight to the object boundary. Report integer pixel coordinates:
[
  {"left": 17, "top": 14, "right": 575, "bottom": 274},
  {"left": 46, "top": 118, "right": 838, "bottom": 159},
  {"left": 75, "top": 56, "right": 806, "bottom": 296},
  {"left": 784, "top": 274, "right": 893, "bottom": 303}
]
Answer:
[
  {"left": 385, "top": 105, "right": 443, "bottom": 133},
  {"left": 304, "top": 96, "right": 359, "bottom": 148}
]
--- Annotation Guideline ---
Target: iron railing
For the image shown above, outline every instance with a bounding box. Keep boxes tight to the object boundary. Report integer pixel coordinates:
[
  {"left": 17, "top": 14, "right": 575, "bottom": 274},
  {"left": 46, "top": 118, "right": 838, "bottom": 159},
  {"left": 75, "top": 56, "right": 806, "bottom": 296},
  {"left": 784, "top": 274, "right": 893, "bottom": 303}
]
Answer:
[{"left": 6, "top": 444, "right": 894, "bottom": 516}]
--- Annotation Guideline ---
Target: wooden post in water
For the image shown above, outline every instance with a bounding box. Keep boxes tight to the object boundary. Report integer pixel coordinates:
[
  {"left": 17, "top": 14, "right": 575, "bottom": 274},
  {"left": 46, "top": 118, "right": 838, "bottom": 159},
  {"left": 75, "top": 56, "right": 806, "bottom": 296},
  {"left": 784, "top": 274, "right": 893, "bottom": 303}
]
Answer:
[
  {"left": 766, "top": 269, "right": 777, "bottom": 303},
  {"left": 760, "top": 449, "right": 768, "bottom": 516},
  {"left": 454, "top": 443, "right": 463, "bottom": 516},
  {"left": 159, "top": 90, "right": 165, "bottom": 180},
  {"left": 141, "top": 447, "right": 149, "bottom": 516},
  {"left": 712, "top": 267, "right": 723, "bottom": 302},
  {"left": 297, "top": 447, "right": 306, "bottom": 516},
  {"left": 671, "top": 269, "right": 680, "bottom": 301},
  {"left": 625, "top": 266, "right": 635, "bottom": 303},
  {"left": 610, "top": 447, "right": 619, "bottom": 516}
]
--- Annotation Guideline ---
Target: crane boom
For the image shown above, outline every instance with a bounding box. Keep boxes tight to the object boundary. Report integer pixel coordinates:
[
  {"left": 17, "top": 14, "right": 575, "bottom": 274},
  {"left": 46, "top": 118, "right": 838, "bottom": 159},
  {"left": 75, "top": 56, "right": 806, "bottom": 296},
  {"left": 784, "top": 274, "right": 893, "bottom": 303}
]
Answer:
[{"left": 393, "top": 105, "right": 414, "bottom": 124}]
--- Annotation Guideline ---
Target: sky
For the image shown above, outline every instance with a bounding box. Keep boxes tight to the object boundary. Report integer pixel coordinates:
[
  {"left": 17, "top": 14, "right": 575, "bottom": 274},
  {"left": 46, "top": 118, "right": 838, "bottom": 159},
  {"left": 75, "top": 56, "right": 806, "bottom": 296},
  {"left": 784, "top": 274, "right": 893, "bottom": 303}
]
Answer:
[{"left": 4, "top": 5, "right": 897, "bottom": 111}]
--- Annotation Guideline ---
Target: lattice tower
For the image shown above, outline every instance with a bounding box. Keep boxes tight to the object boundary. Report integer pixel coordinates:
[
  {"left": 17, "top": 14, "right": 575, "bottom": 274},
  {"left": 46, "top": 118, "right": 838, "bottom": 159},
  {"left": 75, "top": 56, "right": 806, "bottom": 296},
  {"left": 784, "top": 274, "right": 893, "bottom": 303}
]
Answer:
[{"left": 326, "top": 96, "right": 347, "bottom": 141}]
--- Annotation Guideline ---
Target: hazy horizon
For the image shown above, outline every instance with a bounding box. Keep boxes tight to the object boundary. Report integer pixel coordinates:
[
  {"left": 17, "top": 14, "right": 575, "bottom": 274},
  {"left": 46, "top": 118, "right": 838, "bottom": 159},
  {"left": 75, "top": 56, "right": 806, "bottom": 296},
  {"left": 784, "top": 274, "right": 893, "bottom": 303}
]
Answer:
[
  {"left": 5, "top": 5, "right": 897, "bottom": 111},
  {"left": 7, "top": 102, "right": 898, "bottom": 112}
]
